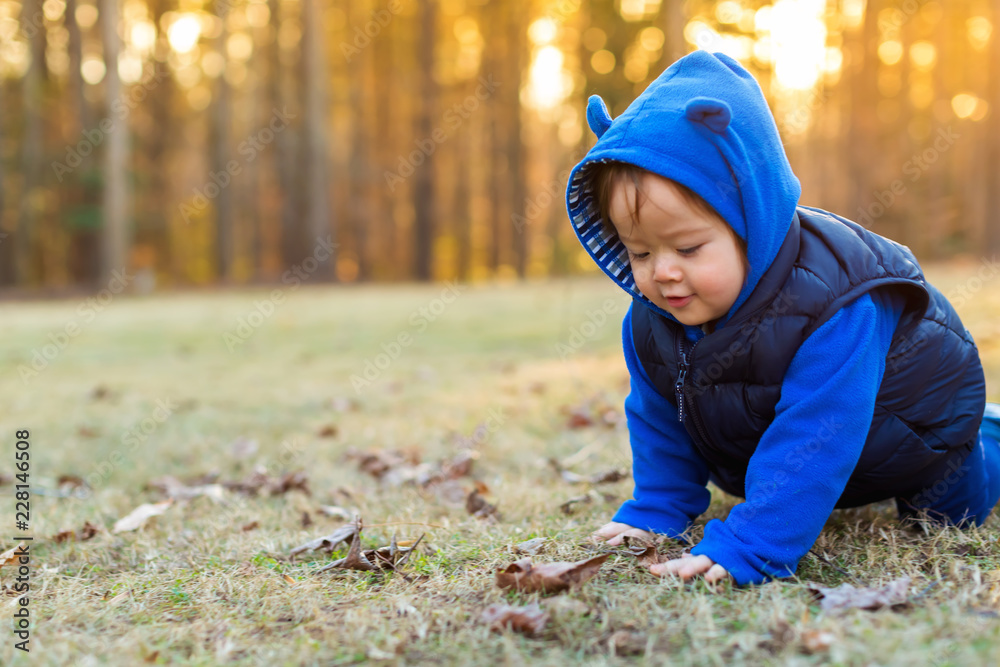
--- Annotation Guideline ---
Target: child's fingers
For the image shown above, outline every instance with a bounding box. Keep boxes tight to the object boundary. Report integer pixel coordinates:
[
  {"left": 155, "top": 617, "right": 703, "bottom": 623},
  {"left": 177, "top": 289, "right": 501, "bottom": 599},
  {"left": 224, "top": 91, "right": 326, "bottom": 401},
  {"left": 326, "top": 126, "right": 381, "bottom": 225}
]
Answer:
[
  {"left": 605, "top": 528, "right": 653, "bottom": 546},
  {"left": 591, "top": 522, "right": 631, "bottom": 539},
  {"left": 704, "top": 564, "right": 730, "bottom": 583},
  {"left": 651, "top": 555, "right": 713, "bottom": 579}
]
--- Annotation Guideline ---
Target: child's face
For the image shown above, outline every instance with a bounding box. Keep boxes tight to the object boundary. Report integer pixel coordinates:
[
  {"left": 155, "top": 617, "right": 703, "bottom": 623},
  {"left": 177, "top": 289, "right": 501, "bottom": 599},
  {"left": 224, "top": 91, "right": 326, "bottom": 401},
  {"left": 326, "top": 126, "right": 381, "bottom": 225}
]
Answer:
[{"left": 608, "top": 172, "right": 747, "bottom": 327}]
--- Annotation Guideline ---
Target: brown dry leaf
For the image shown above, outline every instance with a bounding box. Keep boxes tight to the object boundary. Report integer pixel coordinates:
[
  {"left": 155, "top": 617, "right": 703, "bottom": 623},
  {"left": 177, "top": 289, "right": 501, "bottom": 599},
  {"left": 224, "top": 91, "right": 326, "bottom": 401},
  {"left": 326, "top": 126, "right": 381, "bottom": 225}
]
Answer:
[
  {"left": 221, "top": 467, "right": 310, "bottom": 496},
  {"left": 806, "top": 577, "right": 911, "bottom": 613},
  {"left": 57, "top": 474, "right": 88, "bottom": 490},
  {"left": 282, "top": 574, "right": 296, "bottom": 585},
  {"left": 548, "top": 458, "right": 628, "bottom": 485},
  {"left": 800, "top": 629, "right": 836, "bottom": 653},
  {"left": 112, "top": 499, "right": 174, "bottom": 533},
  {"left": 466, "top": 489, "right": 499, "bottom": 520},
  {"left": 91, "top": 385, "right": 110, "bottom": 400},
  {"left": 0, "top": 544, "right": 28, "bottom": 571},
  {"left": 559, "top": 489, "right": 617, "bottom": 515},
  {"left": 241, "top": 521, "right": 259, "bottom": 532},
  {"left": 514, "top": 537, "right": 547, "bottom": 556},
  {"left": 317, "top": 425, "right": 339, "bottom": 438},
  {"left": 495, "top": 554, "right": 609, "bottom": 594},
  {"left": 565, "top": 411, "right": 594, "bottom": 429},
  {"left": 301, "top": 512, "right": 313, "bottom": 528},
  {"left": 52, "top": 521, "right": 100, "bottom": 543},
  {"left": 480, "top": 603, "right": 549, "bottom": 636},
  {"left": 622, "top": 535, "right": 666, "bottom": 566},
  {"left": 77, "top": 426, "right": 99, "bottom": 438},
  {"left": 608, "top": 629, "right": 646, "bottom": 656},
  {"left": 288, "top": 523, "right": 358, "bottom": 560}
]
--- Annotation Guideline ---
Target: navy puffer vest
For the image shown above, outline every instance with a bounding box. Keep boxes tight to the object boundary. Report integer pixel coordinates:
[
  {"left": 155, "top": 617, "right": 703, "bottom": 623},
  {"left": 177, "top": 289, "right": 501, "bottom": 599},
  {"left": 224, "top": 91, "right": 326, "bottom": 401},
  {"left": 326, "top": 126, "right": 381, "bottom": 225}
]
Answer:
[{"left": 633, "top": 206, "right": 986, "bottom": 507}]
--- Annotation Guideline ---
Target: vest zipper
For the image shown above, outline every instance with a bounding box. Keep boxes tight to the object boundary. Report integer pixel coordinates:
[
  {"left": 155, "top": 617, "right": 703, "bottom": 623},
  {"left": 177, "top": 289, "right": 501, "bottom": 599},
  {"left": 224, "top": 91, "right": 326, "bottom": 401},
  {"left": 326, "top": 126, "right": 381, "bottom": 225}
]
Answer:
[{"left": 675, "top": 338, "right": 712, "bottom": 445}]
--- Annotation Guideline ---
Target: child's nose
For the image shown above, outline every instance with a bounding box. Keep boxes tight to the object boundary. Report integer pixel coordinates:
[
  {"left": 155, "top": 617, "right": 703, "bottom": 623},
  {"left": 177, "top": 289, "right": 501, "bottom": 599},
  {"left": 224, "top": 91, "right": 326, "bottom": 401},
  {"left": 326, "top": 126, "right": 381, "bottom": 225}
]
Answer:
[{"left": 652, "top": 254, "right": 683, "bottom": 282}]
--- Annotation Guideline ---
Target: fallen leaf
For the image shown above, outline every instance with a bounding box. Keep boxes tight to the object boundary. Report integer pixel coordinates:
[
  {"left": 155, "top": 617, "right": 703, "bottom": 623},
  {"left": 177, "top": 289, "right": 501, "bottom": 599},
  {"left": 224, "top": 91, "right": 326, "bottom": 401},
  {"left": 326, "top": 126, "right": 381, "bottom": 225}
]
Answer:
[
  {"left": 566, "top": 411, "right": 594, "bottom": 429},
  {"left": 480, "top": 603, "right": 549, "bottom": 636},
  {"left": 495, "top": 554, "right": 609, "bottom": 594},
  {"left": 559, "top": 489, "right": 617, "bottom": 515},
  {"left": 548, "top": 458, "right": 628, "bottom": 485},
  {"left": 222, "top": 467, "right": 310, "bottom": 496},
  {"left": 147, "top": 476, "right": 226, "bottom": 502},
  {"left": 57, "top": 474, "right": 88, "bottom": 490},
  {"left": 514, "top": 537, "right": 547, "bottom": 555},
  {"left": 622, "top": 535, "right": 666, "bottom": 566},
  {"left": 317, "top": 425, "right": 339, "bottom": 438},
  {"left": 112, "top": 499, "right": 174, "bottom": 533},
  {"left": 282, "top": 574, "right": 296, "bottom": 585},
  {"left": 807, "top": 577, "right": 911, "bottom": 613},
  {"left": 608, "top": 629, "right": 646, "bottom": 656},
  {"left": 800, "top": 629, "right": 835, "bottom": 653},
  {"left": 76, "top": 426, "right": 99, "bottom": 438},
  {"left": 91, "top": 385, "right": 110, "bottom": 400},
  {"left": 301, "top": 511, "right": 313, "bottom": 528},
  {"left": 52, "top": 521, "right": 100, "bottom": 543},
  {"left": 241, "top": 521, "right": 259, "bottom": 532},
  {"left": 0, "top": 544, "right": 28, "bottom": 571},
  {"left": 289, "top": 523, "right": 358, "bottom": 560},
  {"left": 466, "top": 489, "right": 499, "bottom": 520}
]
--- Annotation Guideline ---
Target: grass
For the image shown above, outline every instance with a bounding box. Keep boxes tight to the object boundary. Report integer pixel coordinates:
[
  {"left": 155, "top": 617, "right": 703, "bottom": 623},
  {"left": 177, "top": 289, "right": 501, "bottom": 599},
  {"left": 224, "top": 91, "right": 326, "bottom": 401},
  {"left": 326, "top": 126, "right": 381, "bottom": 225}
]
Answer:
[{"left": 0, "top": 263, "right": 998, "bottom": 666}]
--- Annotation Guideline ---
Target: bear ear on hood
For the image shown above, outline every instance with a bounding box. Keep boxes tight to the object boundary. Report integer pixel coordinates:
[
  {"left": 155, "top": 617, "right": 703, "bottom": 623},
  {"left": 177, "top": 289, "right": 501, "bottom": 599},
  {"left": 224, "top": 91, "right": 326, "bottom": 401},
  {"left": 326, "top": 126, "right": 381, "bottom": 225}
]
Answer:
[
  {"left": 685, "top": 97, "right": 732, "bottom": 134},
  {"left": 587, "top": 95, "right": 614, "bottom": 138}
]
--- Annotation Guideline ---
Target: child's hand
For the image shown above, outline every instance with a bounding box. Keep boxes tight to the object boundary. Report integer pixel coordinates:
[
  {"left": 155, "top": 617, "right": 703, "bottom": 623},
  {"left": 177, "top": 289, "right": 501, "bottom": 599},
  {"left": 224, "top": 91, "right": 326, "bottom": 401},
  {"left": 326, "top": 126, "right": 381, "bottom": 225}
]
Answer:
[
  {"left": 590, "top": 521, "right": 655, "bottom": 546},
  {"left": 650, "top": 554, "right": 730, "bottom": 583}
]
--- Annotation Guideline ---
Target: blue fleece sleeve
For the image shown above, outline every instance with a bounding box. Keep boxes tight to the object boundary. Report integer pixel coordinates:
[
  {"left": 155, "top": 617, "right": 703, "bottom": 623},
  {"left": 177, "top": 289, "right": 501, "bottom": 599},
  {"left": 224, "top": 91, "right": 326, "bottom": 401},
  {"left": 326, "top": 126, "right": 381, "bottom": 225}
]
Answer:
[
  {"left": 612, "top": 303, "right": 712, "bottom": 538},
  {"left": 689, "top": 291, "right": 905, "bottom": 585}
]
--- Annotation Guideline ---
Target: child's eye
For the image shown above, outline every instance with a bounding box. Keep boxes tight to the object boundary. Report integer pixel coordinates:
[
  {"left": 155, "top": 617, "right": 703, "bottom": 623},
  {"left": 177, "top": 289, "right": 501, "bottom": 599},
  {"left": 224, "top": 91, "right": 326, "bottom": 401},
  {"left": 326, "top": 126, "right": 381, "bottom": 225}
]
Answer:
[
  {"left": 677, "top": 245, "right": 702, "bottom": 256},
  {"left": 628, "top": 251, "right": 649, "bottom": 260}
]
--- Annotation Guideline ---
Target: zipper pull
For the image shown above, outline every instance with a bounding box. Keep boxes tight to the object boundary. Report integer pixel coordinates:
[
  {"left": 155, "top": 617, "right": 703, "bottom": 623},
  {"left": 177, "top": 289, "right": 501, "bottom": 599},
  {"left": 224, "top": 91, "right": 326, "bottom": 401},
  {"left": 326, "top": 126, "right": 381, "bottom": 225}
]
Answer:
[{"left": 675, "top": 351, "right": 688, "bottom": 423}]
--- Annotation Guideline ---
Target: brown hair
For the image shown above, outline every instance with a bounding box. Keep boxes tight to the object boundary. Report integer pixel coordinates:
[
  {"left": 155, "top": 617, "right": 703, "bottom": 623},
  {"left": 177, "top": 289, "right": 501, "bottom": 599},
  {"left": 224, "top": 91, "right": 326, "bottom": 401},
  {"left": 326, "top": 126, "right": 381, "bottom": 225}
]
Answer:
[{"left": 582, "top": 161, "right": 748, "bottom": 263}]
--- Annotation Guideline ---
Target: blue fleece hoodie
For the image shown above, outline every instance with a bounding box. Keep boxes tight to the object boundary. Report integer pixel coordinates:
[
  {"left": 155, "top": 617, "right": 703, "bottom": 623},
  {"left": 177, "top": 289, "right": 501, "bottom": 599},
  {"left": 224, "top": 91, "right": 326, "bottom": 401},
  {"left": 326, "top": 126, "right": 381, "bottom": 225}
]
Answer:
[{"left": 566, "top": 51, "right": 1000, "bottom": 585}]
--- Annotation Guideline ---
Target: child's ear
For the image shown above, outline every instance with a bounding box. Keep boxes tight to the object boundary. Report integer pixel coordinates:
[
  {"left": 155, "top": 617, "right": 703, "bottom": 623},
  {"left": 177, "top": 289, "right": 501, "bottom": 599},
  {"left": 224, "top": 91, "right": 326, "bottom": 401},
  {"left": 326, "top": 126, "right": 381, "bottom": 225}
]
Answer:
[
  {"left": 587, "top": 95, "right": 614, "bottom": 138},
  {"left": 685, "top": 97, "right": 732, "bottom": 134}
]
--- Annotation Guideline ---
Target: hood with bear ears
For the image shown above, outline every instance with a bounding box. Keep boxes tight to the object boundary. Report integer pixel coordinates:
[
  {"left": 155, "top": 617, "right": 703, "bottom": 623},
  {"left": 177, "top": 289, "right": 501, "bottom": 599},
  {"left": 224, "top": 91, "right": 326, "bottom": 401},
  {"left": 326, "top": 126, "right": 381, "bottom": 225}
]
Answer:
[{"left": 565, "top": 50, "right": 802, "bottom": 328}]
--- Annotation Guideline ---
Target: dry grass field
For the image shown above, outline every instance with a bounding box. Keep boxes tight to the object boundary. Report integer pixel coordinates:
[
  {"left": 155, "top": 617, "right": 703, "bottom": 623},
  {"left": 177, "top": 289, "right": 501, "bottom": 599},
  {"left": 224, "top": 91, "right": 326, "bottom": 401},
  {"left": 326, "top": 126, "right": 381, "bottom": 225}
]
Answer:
[{"left": 0, "top": 261, "right": 999, "bottom": 666}]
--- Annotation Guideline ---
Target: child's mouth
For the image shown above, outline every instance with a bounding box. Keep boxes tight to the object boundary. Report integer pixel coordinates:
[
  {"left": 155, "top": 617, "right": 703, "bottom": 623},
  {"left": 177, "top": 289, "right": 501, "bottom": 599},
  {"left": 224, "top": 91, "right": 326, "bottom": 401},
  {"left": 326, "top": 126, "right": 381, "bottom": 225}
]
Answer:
[{"left": 666, "top": 295, "right": 693, "bottom": 308}]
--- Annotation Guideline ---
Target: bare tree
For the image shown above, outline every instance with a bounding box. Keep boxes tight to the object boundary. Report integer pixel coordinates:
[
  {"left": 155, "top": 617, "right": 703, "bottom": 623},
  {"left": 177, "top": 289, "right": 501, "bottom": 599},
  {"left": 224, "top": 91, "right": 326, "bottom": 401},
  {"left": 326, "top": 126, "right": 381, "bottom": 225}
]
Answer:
[
  {"left": 212, "top": 0, "right": 234, "bottom": 280},
  {"left": 301, "top": 0, "right": 333, "bottom": 278},
  {"left": 100, "top": 0, "right": 129, "bottom": 282},
  {"left": 412, "top": 0, "right": 438, "bottom": 280}
]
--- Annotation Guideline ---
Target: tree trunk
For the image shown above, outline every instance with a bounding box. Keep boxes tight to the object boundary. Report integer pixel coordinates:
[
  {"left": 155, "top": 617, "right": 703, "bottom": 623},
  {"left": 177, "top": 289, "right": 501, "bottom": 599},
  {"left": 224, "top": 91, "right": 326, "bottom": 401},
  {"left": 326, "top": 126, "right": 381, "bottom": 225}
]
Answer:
[
  {"left": 507, "top": 6, "right": 527, "bottom": 278},
  {"left": 987, "top": 1, "right": 1000, "bottom": 256},
  {"left": 269, "top": 0, "right": 305, "bottom": 268},
  {"left": 412, "top": 0, "right": 437, "bottom": 280},
  {"left": 16, "top": 0, "right": 47, "bottom": 285},
  {"left": 301, "top": 0, "right": 333, "bottom": 278},
  {"left": 212, "top": 0, "right": 234, "bottom": 280}
]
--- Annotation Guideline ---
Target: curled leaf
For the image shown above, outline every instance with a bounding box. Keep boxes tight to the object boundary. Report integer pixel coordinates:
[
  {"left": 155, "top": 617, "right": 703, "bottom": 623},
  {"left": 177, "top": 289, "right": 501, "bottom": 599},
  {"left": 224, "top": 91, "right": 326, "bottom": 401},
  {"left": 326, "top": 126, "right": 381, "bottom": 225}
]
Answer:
[
  {"left": 806, "top": 577, "right": 911, "bottom": 613},
  {"left": 112, "top": 499, "right": 174, "bottom": 533},
  {"left": 289, "top": 523, "right": 358, "bottom": 560},
  {"left": 495, "top": 554, "right": 609, "bottom": 594},
  {"left": 480, "top": 603, "right": 549, "bottom": 636}
]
